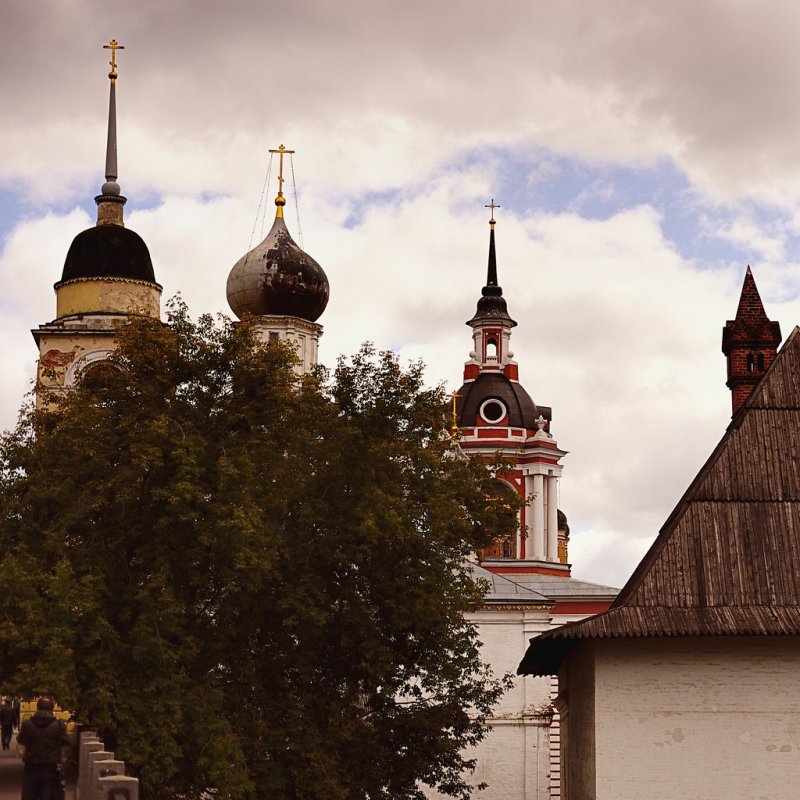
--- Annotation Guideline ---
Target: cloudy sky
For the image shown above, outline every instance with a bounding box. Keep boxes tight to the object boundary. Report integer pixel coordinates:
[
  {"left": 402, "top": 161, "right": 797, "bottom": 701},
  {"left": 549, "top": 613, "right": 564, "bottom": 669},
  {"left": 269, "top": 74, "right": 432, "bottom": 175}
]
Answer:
[{"left": 4, "top": 1, "right": 800, "bottom": 589}]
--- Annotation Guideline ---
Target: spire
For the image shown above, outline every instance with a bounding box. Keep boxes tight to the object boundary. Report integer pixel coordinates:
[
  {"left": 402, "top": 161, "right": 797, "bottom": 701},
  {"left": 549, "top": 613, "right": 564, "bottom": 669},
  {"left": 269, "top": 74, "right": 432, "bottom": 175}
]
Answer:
[
  {"left": 468, "top": 199, "right": 515, "bottom": 326},
  {"left": 733, "top": 266, "right": 770, "bottom": 325},
  {"left": 486, "top": 199, "right": 499, "bottom": 289},
  {"left": 722, "top": 266, "right": 782, "bottom": 417},
  {"left": 96, "top": 39, "right": 126, "bottom": 226}
]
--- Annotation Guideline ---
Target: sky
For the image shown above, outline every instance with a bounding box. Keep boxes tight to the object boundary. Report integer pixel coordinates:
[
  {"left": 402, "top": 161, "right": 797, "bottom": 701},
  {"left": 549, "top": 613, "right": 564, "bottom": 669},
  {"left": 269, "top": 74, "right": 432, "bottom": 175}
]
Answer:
[{"left": 5, "top": 1, "right": 800, "bottom": 590}]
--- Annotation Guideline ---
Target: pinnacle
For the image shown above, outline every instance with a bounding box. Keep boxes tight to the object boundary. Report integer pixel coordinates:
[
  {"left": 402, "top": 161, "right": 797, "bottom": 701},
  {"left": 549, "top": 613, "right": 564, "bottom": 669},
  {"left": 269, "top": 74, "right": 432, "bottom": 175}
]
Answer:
[{"left": 733, "top": 265, "right": 770, "bottom": 324}]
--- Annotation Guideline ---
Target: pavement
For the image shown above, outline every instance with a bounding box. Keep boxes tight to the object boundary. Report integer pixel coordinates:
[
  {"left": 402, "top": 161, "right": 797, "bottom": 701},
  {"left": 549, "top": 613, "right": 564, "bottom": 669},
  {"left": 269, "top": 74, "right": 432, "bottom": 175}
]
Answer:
[{"left": 0, "top": 734, "right": 22, "bottom": 800}]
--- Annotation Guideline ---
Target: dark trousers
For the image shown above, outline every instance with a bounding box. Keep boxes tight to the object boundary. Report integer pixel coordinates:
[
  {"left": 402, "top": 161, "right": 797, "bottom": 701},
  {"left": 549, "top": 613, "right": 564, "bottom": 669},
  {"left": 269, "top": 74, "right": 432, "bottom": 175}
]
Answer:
[
  {"left": 21, "top": 767, "right": 58, "bottom": 800},
  {"left": 0, "top": 725, "right": 11, "bottom": 749}
]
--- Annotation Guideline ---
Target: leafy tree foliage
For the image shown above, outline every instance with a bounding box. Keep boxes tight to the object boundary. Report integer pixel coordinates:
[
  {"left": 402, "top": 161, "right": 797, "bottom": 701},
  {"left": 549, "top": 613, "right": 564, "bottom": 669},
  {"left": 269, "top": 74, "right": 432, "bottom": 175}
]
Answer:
[{"left": 0, "top": 301, "right": 515, "bottom": 799}]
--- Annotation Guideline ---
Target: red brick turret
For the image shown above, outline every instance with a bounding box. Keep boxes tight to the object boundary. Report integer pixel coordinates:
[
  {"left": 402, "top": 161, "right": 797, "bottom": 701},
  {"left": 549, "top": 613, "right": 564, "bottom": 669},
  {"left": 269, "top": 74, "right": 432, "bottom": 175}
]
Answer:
[{"left": 722, "top": 267, "right": 781, "bottom": 417}]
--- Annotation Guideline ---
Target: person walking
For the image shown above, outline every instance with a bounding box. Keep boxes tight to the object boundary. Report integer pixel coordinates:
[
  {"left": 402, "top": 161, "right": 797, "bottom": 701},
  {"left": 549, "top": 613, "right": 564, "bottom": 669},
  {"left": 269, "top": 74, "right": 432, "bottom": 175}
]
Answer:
[
  {"left": 16, "top": 697, "right": 68, "bottom": 800},
  {"left": 0, "top": 697, "right": 14, "bottom": 750}
]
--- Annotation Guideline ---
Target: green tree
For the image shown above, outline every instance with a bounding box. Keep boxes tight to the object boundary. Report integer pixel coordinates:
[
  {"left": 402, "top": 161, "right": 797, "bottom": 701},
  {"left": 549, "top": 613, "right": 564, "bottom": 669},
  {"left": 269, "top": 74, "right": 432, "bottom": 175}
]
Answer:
[{"left": 0, "top": 301, "right": 515, "bottom": 800}]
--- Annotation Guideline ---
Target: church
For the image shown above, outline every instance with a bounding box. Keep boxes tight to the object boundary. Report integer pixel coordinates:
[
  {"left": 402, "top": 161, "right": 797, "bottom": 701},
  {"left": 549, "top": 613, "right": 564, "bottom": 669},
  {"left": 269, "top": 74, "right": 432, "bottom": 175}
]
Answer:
[
  {"left": 519, "top": 270, "right": 800, "bottom": 799},
  {"left": 31, "top": 43, "right": 618, "bottom": 800},
  {"left": 437, "top": 205, "right": 617, "bottom": 799}
]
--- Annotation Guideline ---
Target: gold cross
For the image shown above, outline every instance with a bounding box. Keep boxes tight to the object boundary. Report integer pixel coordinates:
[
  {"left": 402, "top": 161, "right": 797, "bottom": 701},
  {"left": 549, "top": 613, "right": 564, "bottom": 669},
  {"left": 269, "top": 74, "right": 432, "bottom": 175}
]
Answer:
[
  {"left": 450, "top": 391, "right": 460, "bottom": 439},
  {"left": 103, "top": 39, "right": 124, "bottom": 82},
  {"left": 269, "top": 144, "right": 296, "bottom": 198},
  {"left": 485, "top": 198, "right": 500, "bottom": 222}
]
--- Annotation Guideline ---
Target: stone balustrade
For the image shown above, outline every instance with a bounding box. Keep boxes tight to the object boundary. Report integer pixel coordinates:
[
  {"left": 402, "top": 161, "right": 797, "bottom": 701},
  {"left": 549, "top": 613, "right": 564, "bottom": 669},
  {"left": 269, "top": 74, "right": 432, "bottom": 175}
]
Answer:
[{"left": 77, "top": 732, "right": 138, "bottom": 800}]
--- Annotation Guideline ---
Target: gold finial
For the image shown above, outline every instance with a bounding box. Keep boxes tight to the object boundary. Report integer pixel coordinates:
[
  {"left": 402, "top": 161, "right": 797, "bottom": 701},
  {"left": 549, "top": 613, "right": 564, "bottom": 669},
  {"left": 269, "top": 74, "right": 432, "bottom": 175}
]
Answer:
[
  {"left": 450, "top": 391, "right": 460, "bottom": 441},
  {"left": 485, "top": 198, "right": 500, "bottom": 230},
  {"left": 103, "top": 39, "right": 125, "bottom": 83},
  {"left": 269, "top": 143, "right": 296, "bottom": 218}
]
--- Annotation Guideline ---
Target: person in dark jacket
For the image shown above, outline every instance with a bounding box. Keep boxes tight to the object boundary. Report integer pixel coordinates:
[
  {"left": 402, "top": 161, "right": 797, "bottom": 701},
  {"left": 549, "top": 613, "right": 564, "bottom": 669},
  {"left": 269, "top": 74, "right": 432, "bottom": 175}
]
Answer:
[
  {"left": 17, "top": 697, "right": 69, "bottom": 800},
  {"left": 0, "top": 697, "right": 14, "bottom": 749},
  {"left": 12, "top": 697, "right": 20, "bottom": 730}
]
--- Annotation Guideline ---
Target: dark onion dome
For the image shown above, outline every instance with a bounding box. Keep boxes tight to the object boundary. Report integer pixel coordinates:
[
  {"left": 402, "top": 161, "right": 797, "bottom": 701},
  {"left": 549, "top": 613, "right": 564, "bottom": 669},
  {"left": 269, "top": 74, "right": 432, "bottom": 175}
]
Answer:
[
  {"left": 456, "top": 372, "right": 549, "bottom": 429},
  {"left": 226, "top": 214, "right": 329, "bottom": 322},
  {"left": 58, "top": 225, "right": 156, "bottom": 286}
]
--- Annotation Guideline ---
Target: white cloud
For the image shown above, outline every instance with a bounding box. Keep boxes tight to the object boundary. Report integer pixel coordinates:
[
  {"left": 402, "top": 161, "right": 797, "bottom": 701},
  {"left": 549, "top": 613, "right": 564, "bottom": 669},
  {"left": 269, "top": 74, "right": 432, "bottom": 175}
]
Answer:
[
  {"left": 5, "top": 2, "right": 800, "bottom": 591},
  {"left": 6, "top": 2, "right": 800, "bottom": 206}
]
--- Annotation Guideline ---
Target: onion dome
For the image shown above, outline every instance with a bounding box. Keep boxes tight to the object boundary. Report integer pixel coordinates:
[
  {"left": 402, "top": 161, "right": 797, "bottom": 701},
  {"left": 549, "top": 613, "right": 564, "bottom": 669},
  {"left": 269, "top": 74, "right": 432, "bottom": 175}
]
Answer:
[
  {"left": 456, "top": 372, "right": 547, "bottom": 429},
  {"left": 226, "top": 150, "right": 329, "bottom": 322}
]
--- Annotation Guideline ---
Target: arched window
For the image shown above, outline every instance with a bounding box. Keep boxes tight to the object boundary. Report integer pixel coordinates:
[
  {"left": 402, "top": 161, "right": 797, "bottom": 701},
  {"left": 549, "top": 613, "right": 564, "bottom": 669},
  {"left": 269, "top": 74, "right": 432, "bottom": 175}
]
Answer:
[
  {"left": 757, "top": 352, "right": 765, "bottom": 371},
  {"left": 747, "top": 353, "right": 755, "bottom": 372},
  {"left": 478, "top": 479, "right": 520, "bottom": 561},
  {"left": 485, "top": 337, "right": 498, "bottom": 361},
  {"left": 64, "top": 349, "right": 116, "bottom": 387}
]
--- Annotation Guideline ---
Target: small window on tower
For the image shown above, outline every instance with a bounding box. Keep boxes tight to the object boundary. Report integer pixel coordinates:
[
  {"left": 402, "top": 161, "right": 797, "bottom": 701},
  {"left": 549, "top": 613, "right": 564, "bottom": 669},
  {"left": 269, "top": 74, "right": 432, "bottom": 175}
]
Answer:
[
  {"left": 757, "top": 353, "right": 765, "bottom": 371},
  {"left": 747, "top": 353, "right": 755, "bottom": 372},
  {"left": 269, "top": 332, "right": 280, "bottom": 342},
  {"left": 486, "top": 338, "right": 498, "bottom": 360}
]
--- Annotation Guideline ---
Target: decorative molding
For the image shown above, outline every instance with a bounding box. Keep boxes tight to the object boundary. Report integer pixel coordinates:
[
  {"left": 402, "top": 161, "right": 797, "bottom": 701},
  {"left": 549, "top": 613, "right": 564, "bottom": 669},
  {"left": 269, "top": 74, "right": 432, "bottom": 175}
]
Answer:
[{"left": 55, "top": 276, "right": 163, "bottom": 291}]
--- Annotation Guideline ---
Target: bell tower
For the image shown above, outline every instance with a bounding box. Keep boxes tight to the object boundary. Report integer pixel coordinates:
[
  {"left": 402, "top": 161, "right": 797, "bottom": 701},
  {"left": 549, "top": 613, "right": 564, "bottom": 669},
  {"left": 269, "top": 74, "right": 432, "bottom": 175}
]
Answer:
[
  {"left": 455, "top": 202, "right": 569, "bottom": 575},
  {"left": 32, "top": 40, "right": 161, "bottom": 403},
  {"left": 722, "top": 266, "right": 781, "bottom": 417}
]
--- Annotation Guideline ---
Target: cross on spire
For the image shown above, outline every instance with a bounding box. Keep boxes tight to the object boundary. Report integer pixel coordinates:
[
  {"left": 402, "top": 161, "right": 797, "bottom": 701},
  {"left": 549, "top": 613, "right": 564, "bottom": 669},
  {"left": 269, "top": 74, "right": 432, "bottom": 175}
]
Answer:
[
  {"left": 485, "top": 198, "right": 500, "bottom": 229},
  {"left": 450, "top": 391, "right": 460, "bottom": 439},
  {"left": 103, "top": 39, "right": 124, "bottom": 82},
  {"left": 269, "top": 144, "right": 296, "bottom": 217}
]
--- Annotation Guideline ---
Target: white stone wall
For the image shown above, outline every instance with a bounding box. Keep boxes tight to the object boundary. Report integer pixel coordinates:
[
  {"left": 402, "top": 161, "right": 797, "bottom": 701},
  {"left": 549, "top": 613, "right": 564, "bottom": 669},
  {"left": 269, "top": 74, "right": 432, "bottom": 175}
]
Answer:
[
  {"left": 425, "top": 607, "right": 554, "bottom": 800},
  {"left": 573, "top": 636, "right": 800, "bottom": 800}
]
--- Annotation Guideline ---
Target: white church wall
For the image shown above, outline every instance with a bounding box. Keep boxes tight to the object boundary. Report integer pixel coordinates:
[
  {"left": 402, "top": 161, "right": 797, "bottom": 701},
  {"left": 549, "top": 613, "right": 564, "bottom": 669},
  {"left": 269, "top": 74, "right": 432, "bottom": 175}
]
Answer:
[
  {"left": 468, "top": 717, "right": 551, "bottom": 800},
  {"left": 424, "top": 607, "right": 555, "bottom": 800},
  {"left": 471, "top": 608, "right": 554, "bottom": 716},
  {"left": 590, "top": 636, "right": 800, "bottom": 800}
]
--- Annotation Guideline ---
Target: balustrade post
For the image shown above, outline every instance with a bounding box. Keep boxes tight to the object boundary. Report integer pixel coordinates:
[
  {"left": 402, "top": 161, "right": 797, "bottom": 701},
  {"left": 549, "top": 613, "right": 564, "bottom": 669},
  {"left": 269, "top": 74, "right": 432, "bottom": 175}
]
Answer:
[{"left": 98, "top": 775, "right": 139, "bottom": 800}]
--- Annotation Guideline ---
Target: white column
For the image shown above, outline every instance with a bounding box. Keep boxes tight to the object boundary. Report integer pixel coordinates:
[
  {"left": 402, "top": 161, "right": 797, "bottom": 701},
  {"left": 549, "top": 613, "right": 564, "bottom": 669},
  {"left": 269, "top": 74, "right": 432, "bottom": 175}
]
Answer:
[
  {"left": 547, "top": 475, "right": 559, "bottom": 562},
  {"left": 531, "top": 473, "right": 545, "bottom": 560}
]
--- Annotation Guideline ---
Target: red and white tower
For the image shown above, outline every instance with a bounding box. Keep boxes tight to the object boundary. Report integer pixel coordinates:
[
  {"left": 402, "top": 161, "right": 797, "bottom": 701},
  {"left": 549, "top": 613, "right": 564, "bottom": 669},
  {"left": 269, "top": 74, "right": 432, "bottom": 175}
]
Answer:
[{"left": 455, "top": 204, "right": 570, "bottom": 576}]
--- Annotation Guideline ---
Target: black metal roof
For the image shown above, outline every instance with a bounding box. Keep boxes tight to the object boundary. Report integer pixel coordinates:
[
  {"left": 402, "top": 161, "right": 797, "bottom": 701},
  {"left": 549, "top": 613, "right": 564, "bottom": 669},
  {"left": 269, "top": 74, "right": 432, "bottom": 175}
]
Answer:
[
  {"left": 59, "top": 225, "right": 156, "bottom": 285},
  {"left": 456, "top": 372, "right": 547, "bottom": 429}
]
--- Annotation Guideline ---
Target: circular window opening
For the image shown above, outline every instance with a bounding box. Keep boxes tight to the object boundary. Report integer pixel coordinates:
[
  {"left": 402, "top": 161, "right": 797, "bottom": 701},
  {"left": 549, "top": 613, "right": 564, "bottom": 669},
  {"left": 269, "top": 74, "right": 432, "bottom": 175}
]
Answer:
[{"left": 480, "top": 399, "right": 506, "bottom": 424}]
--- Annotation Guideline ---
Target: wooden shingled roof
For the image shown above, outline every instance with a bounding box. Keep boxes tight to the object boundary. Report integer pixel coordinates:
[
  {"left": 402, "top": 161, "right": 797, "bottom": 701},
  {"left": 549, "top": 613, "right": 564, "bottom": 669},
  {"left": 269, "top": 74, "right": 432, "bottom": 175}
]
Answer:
[{"left": 518, "top": 327, "right": 800, "bottom": 676}]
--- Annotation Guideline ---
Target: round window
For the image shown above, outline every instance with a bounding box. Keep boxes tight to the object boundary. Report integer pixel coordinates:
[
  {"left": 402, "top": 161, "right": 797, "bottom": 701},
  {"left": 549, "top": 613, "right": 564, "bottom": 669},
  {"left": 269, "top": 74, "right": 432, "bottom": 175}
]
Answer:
[{"left": 480, "top": 399, "right": 507, "bottom": 424}]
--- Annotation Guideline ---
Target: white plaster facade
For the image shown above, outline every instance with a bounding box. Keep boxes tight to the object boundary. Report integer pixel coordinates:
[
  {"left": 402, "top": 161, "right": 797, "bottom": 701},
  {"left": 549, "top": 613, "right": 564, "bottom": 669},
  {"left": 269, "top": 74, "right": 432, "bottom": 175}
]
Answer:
[
  {"left": 558, "top": 637, "right": 800, "bottom": 800},
  {"left": 463, "top": 606, "right": 556, "bottom": 800},
  {"left": 247, "top": 314, "right": 322, "bottom": 375},
  {"left": 424, "top": 566, "right": 617, "bottom": 800}
]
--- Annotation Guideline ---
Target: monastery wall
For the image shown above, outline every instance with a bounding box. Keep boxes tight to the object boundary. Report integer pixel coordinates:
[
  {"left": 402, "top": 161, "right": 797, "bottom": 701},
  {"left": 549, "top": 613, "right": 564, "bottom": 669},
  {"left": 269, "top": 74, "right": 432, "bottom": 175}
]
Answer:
[
  {"left": 591, "top": 637, "right": 800, "bottom": 800},
  {"left": 560, "top": 643, "right": 596, "bottom": 800}
]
